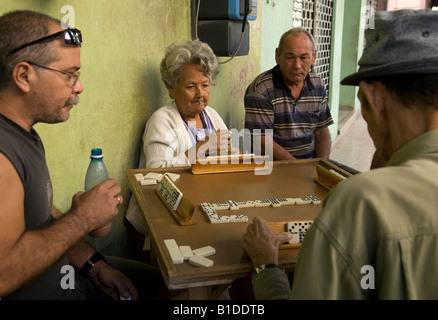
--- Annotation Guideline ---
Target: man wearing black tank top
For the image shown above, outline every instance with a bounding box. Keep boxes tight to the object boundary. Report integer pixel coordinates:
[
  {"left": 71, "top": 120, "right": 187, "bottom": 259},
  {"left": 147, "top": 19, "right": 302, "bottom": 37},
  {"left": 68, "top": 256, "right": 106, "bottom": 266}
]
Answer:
[{"left": 0, "top": 10, "right": 162, "bottom": 300}]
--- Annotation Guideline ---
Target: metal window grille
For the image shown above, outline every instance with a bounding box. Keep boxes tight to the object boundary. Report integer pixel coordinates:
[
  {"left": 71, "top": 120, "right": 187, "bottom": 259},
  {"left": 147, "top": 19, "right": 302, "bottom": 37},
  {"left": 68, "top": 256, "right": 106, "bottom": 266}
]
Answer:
[{"left": 293, "top": 0, "right": 333, "bottom": 91}]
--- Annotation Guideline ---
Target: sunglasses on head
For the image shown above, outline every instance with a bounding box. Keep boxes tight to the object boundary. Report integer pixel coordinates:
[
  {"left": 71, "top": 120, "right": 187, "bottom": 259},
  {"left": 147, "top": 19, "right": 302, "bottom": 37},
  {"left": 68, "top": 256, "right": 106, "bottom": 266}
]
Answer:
[{"left": 7, "top": 28, "right": 82, "bottom": 57}]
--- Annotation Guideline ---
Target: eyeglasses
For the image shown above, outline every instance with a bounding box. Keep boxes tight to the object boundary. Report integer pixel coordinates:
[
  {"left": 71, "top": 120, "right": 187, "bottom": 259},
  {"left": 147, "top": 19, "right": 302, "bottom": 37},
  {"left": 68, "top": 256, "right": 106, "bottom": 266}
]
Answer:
[
  {"left": 7, "top": 28, "right": 82, "bottom": 57},
  {"left": 27, "top": 62, "right": 80, "bottom": 87}
]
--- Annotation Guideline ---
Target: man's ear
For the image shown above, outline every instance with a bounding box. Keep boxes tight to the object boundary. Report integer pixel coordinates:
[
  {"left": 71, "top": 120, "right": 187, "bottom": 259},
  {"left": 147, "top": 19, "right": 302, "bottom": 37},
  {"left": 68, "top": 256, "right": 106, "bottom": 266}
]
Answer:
[
  {"left": 11, "top": 62, "right": 33, "bottom": 93},
  {"left": 359, "top": 80, "right": 387, "bottom": 124},
  {"left": 311, "top": 50, "right": 317, "bottom": 66}
]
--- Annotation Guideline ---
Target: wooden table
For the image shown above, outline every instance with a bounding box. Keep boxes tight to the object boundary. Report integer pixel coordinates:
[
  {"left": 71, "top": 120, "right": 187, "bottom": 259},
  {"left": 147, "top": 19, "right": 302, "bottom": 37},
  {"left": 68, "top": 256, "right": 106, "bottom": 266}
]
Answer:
[{"left": 126, "top": 159, "right": 331, "bottom": 299}]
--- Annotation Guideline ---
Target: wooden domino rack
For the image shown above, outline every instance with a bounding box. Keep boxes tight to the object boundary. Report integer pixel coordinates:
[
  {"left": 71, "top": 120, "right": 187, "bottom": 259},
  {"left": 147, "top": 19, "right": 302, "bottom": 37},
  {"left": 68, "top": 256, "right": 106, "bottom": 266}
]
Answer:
[
  {"left": 314, "top": 159, "right": 352, "bottom": 190},
  {"left": 191, "top": 154, "right": 270, "bottom": 174}
]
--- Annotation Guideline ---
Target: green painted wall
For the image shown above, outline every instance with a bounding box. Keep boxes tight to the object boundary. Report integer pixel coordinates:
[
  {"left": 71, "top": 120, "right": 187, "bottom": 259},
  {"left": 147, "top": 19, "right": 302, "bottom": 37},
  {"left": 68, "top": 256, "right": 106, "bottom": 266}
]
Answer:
[
  {"left": 339, "top": 0, "right": 366, "bottom": 111},
  {"left": 327, "top": 0, "right": 345, "bottom": 138},
  {"left": 260, "top": 0, "right": 293, "bottom": 72},
  {"left": 0, "top": 0, "right": 262, "bottom": 257}
]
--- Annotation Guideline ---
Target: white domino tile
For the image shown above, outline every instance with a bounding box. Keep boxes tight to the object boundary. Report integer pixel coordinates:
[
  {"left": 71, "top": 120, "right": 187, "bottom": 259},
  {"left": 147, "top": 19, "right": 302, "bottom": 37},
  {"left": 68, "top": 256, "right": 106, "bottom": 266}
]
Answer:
[
  {"left": 254, "top": 199, "right": 271, "bottom": 207},
  {"left": 226, "top": 200, "right": 239, "bottom": 210},
  {"left": 145, "top": 172, "right": 163, "bottom": 181},
  {"left": 295, "top": 196, "right": 312, "bottom": 205},
  {"left": 201, "top": 202, "right": 213, "bottom": 212},
  {"left": 164, "top": 239, "right": 184, "bottom": 264},
  {"left": 229, "top": 214, "right": 248, "bottom": 222},
  {"left": 179, "top": 245, "right": 193, "bottom": 260},
  {"left": 200, "top": 203, "right": 219, "bottom": 222},
  {"left": 140, "top": 178, "right": 157, "bottom": 186},
  {"left": 307, "top": 194, "right": 321, "bottom": 204},
  {"left": 192, "top": 245, "right": 216, "bottom": 257},
  {"left": 209, "top": 215, "right": 230, "bottom": 224},
  {"left": 189, "top": 255, "right": 213, "bottom": 267},
  {"left": 268, "top": 197, "right": 281, "bottom": 207},
  {"left": 278, "top": 198, "right": 295, "bottom": 205},
  {"left": 287, "top": 221, "right": 313, "bottom": 244},
  {"left": 236, "top": 201, "right": 254, "bottom": 208},
  {"left": 164, "top": 172, "right": 180, "bottom": 182},
  {"left": 207, "top": 213, "right": 220, "bottom": 223},
  {"left": 134, "top": 173, "right": 144, "bottom": 181},
  {"left": 212, "top": 202, "right": 229, "bottom": 211},
  {"left": 158, "top": 174, "right": 183, "bottom": 210}
]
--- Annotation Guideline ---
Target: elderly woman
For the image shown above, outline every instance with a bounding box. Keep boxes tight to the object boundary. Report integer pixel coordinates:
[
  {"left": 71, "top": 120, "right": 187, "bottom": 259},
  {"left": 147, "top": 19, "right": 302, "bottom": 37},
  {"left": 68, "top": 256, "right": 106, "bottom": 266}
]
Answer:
[
  {"left": 125, "top": 40, "right": 231, "bottom": 240},
  {"left": 143, "top": 39, "right": 231, "bottom": 168}
]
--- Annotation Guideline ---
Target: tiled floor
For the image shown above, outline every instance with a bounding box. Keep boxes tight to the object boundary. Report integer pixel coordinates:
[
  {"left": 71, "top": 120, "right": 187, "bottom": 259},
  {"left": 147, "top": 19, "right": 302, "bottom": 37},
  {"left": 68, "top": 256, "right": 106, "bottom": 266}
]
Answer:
[{"left": 330, "top": 111, "right": 376, "bottom": 173}]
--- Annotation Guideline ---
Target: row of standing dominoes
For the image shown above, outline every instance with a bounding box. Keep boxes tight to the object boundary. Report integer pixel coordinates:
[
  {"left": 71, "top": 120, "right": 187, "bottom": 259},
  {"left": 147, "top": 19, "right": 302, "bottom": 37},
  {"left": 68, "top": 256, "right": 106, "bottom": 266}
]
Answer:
[
  {"left": 135, "top": 172, "right": 180, "bottom": 185},
  {"left": 329, "top": 169, "right": 347, "bottom": 180},
  {"left": 157, "top": 174, "right": 183, "bottom": 211},
  {"left": 164, "top": 239, "right": 215, "bottom": 267}
]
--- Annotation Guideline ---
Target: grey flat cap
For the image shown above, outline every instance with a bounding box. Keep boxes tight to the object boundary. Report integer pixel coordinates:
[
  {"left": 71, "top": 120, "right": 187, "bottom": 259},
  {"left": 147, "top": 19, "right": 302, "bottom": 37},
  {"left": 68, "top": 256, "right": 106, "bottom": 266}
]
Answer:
[{"left": 341, "top": 9, "right": 438, "bottom": 86}]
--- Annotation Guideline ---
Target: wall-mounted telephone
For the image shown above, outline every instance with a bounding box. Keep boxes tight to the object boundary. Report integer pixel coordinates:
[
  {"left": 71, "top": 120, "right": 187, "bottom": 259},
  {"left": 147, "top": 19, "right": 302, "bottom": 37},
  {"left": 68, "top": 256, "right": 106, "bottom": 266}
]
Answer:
[
  {"left": 232, "top": 0, "right": 258, "bottom": 20},
  {"left": 196, "top": 0, "right": 258, "bottom": 57},
  {"left": 198, "top": 0, "right": 258, "bottom": 21}
]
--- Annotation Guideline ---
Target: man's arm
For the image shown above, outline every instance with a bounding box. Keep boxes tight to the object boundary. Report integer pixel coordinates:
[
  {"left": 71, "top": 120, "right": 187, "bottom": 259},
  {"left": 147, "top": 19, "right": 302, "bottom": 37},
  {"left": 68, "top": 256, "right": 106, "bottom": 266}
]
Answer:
[
  {"left": 68, "top": 240, "right": 138, "bottom": 300},
  {"left": 0, "top": 152, "right": 120, "bottom": 296},
  {"left": 54, "top": 207, "right": 138, "bottom": 299},
  {"left": 256, "top": 135, "right": 295, "bottom": 160},
  {"left": 242, "top": 217, "right": 293, "bottom": 299},
  {"left": 313, "top": 127, "right": 331, "bottom": 159},
  {"left": 0, "top": 151, "right": 88, "bottom": 296}
]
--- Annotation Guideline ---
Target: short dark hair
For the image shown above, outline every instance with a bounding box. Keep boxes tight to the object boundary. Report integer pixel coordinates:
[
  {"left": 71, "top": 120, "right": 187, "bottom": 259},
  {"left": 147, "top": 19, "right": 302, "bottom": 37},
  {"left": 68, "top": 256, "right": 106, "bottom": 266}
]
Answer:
[
  {"left": 368, "top": 74, "right": 438, "bottom": 108},
  {"left": 0, "top": 10, "right": 61, "bottom": 92}
]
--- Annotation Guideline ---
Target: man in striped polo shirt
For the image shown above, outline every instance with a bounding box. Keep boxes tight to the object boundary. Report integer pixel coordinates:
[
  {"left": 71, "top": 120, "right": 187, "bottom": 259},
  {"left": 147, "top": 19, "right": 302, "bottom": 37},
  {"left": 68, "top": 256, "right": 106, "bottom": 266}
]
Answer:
[{"left": 244, "top": 28, "right": 333, "bottom": 160}]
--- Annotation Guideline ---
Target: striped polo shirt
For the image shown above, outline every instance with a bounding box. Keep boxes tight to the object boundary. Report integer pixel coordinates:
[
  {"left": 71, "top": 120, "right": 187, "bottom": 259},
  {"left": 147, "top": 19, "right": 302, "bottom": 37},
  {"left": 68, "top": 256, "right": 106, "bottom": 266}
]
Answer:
[{"left": 244, "top": 65, "right": 333, "bottom": 159}]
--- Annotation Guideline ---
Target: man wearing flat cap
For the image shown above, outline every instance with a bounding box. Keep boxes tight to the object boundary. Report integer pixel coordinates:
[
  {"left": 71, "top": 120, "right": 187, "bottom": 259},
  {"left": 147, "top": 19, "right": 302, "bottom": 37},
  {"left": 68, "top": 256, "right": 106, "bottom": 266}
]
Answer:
[{"left": 242, "top": 9, "right": 438, "bottom": 299}]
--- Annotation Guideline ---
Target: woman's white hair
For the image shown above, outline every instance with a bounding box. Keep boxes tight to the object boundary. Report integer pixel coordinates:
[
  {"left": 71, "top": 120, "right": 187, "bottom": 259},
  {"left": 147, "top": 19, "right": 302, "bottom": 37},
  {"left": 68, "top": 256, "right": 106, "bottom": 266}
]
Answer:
[{"left": 160, "top": 39, "right": 218, "bottom": 97}]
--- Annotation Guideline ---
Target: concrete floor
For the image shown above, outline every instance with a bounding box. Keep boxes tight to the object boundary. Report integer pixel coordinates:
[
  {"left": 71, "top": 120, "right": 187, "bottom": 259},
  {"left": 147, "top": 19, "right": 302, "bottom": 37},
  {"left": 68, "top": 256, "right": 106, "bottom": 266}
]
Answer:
[{"left": 330, "top": 111, "right": 376, "bottom": 173}]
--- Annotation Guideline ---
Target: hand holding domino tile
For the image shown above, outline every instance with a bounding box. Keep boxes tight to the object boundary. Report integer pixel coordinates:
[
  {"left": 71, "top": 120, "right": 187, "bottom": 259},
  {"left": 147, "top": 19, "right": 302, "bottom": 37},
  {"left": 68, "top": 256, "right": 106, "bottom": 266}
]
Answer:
[{"left": 242, "top": 217, "right": 292, "bottom": 268}]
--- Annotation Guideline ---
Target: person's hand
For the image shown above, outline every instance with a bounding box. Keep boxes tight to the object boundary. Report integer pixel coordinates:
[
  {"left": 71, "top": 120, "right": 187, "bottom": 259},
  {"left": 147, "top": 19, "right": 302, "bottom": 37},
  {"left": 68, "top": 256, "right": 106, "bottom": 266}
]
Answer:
[
  {"left": 70, "top": 178, "right": 123, "bottom": 234},
  {"left": 242, "top": 217, "right": 292, "bottom": 268},
  {"left": 89, "top": 260, "right": 138, "bottom": 300},
  {"left": 215, "top": 129, "right": 232, "bottom": 153},
  {"left": 203, "top": 130, "right": 232, "bottom": 156}
]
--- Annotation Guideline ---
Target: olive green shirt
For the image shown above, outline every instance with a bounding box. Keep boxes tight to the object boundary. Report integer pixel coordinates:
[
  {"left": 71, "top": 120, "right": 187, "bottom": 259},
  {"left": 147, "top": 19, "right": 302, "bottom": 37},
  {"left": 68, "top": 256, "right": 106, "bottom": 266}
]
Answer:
[{"left": 253, "top": 130, "right": 438, "bottom": 299}]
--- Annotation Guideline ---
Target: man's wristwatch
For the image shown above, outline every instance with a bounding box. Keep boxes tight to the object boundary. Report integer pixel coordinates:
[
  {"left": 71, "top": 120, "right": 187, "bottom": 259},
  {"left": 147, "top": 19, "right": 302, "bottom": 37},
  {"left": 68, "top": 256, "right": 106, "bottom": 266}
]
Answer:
[
  {"left": 252, "top": 264, "right": 281, "bottom": 281},
  {"left": 80, "top": 252, "right": 105, "bottom": 275}
]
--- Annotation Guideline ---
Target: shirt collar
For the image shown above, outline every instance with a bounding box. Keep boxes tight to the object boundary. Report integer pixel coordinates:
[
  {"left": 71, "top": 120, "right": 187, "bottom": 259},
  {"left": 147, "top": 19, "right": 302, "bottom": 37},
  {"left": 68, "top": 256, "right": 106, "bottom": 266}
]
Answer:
[
  {"left": 387, "top": 129, "right": 438, "bottom": 166},
  {"left": 272, "top": 64, "right": 314, "bottom": 92}
]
